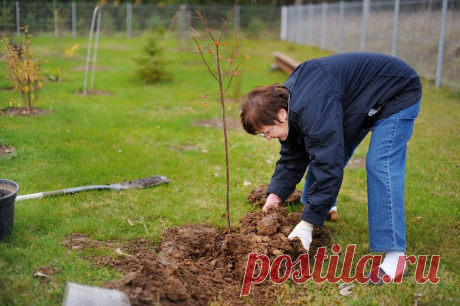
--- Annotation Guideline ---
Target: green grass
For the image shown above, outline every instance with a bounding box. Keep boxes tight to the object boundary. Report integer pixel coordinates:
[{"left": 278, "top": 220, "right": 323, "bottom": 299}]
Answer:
[{"left": 1, "top": 34, "right": 459, "bottom": 305}]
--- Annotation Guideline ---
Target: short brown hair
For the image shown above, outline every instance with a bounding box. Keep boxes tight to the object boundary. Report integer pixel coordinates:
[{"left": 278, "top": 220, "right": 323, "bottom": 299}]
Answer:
[{"left": 240, "top": 83, "right": 289, "bottom": 135}]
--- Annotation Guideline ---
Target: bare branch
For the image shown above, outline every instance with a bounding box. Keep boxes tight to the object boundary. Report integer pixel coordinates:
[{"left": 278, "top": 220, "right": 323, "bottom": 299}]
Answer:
[
  {"left": 186, "top": 92, "right": 221, "bottom": 102},
  {"left": 222, "top": 35, "right": 246, "bottom": 80},
  {"left": 192, "top": 36, "right": 218, "bottom": 81}
]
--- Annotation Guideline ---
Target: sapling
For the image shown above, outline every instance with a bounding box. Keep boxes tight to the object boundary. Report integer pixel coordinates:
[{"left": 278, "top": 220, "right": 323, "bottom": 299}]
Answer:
[
  {"left": 1, "top": 26, "right": 44, "bottom": 114},
  {"left": 190, "top": 1, "right": 245, "bottom": 231}
]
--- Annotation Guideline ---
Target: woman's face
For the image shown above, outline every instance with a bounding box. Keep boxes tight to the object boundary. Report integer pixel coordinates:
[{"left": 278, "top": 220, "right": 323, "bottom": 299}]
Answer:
[{"left": 258, "top": 109, "right": 289, "bottom": 142}]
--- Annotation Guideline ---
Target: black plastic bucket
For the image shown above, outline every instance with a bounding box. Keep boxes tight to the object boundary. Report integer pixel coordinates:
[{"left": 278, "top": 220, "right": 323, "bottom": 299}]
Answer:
[{"left": 0, "top": 179, "right": 19, "bottom": 240}]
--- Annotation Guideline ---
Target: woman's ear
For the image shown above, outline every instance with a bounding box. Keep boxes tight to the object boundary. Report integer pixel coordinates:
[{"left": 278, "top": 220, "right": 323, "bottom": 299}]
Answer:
[{"left": 277, "top": 109, "right": 287, "bottom": 123}]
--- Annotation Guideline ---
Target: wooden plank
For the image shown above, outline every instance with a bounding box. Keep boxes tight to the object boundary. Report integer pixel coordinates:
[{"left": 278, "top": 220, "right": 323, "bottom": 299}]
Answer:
[{"left": 273, "top": 52, "right": 300, "bottom": 74}]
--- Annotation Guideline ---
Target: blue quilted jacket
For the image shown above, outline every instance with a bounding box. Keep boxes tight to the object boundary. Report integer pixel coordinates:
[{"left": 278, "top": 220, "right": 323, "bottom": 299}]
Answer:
[{"left": 266, "top": 52, "right": 422, "bottom": 226}]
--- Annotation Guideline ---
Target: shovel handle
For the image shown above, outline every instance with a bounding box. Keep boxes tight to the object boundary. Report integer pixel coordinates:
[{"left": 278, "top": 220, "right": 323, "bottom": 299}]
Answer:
[
  {"left": 16, "top": 190, "right": 65, "bottom": 201},
  {"left": 15, "top": 185, "right": 120, "bottom": 201}
]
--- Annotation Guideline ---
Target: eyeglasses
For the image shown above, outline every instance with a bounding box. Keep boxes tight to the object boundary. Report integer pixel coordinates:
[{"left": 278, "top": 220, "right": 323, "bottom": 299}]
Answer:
[{"left": 259, "top": 127, "right": 273, "bottom": 139}]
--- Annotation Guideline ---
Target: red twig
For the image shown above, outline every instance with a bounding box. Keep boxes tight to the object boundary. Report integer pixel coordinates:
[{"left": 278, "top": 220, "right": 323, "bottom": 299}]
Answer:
[{"left": 190, "top": 0, "right": 241, "bottom": 232}]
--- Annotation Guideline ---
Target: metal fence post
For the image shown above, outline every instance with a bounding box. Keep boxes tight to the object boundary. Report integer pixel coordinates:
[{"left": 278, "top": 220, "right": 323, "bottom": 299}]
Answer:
[
  {"left": 320, "top": 2, "right": 327, "bottom": 50},
  {"left": 127, "top": 2, "right": 132, "bottom": 39},
  {"left": 72, "top": 2, "right": 76, "bottom": 39},
  {"left": 281, "top": 6, "right": 287, "bottom": 41},
  {"left": 234, "top": 5, "right": 240, "bottom": 33},
  {"left": 307, "top": 4, "right": 314, "bottom": 45},
  {"left": 435, "top": 0, "right": 448, "bottom": 88},
  {"left": 54, "top": 9, "right": 58, "bottom": 38},
  {"left": 338, "top": 1, "right": 345, "bottom": 53},
  {"left": 16, "top": 1, "right": 20, "bottom": 39},
  {"left": 392, "top": 0, "right": 400, "bottom": 56},
  {"left": 360, "top": 0, "right": 369, "bottom": 51},
  {"left": 288, "top": 6, "right": 294, "bottom": 42},
  {"left": 296, "top": 5, "right": 303, "bottom": 44}
]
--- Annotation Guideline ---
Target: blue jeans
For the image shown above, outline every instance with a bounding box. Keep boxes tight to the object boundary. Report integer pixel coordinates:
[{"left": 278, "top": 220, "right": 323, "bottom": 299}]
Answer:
[
  {"left": 367, "top": 100, "right": 421, "bottom": 252},
  {"left": 301, "top": 129, "right": 370, "bottom": 209},
  {"left": 301, "top": 100, "right": 420, "bottom": 253}
]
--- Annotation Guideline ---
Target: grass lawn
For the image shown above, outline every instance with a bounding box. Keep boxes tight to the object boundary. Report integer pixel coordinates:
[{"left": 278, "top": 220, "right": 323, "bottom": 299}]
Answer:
[{"left": 0, "top": 33, "right": 459, "bottom": 305}]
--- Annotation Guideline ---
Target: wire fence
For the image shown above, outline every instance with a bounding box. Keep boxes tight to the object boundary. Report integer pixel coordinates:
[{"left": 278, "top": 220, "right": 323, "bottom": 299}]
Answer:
[
  {"left": 1, "top": 1, "right": 459, "bottom": 90},
  {"left": 0, "top": 2, "right": 281, "bottom": 39},
  {"left": 282, "top": 0, "right": 460, "bottom": 90}
]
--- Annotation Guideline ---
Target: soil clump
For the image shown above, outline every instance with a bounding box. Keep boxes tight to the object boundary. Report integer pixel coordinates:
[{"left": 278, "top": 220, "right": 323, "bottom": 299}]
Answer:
[
  {"left": 65, "top": 209, "right": 330, "bottom": 305},
  {"left": 0, "top": 145, "right": 16, "bottom": 158},
  {"left": 246, "top": 183, "right": 303, "bottom": 207},
  {"left": 0, "top": 107, "right": 53, "bottom": 117}
]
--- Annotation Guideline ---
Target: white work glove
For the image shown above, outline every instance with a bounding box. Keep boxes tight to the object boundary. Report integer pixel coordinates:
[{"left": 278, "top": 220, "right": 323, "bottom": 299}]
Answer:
[
  {"left": 262, "top": 193, "right": 281, "bottom": 214},
  {"left": 288, "top": 220, "right": 313, "bottom": 252}
]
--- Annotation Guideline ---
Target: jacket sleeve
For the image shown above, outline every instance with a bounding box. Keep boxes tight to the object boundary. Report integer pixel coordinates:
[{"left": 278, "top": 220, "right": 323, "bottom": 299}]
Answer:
[
  {"left": 300, "top": 98, "right": 346, "bottom": 226},
  {"left": 266, "top": 138, "right": 310, "bottom": 202}
]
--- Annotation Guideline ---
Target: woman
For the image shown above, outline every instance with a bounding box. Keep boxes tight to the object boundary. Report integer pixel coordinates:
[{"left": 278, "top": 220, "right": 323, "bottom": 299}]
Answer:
[{"left": 240, "top": 52, "right": 422, "bottom": 282}]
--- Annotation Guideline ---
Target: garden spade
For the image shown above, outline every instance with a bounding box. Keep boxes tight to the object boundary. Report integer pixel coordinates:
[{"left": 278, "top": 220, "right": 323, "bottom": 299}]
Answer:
[{"left": 15, "top": 175, "right": 169, "bottom": 201}]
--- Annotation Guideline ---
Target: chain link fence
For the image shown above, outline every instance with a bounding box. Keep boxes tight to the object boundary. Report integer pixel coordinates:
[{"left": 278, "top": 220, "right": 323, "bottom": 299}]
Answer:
[
  {"left": 0, "top": 2, "right": 281, "bottom": 39},
  {"left": 1, "top": 1, "right": 459, "bottom": 89},
  {"left": 282, "top": 0, "right": 460, "bottom": 90}
]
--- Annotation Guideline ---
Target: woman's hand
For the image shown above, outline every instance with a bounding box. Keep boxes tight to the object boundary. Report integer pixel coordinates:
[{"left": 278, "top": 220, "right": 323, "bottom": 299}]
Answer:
[{"left": 262, "top": 193, "right": 282, "bottom": 214}]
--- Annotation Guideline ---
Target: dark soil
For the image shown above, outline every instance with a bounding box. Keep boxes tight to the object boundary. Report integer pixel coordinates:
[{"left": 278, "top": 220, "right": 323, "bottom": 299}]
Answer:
[
  {"left": 71, "top": 65, "right": 112, "bottom": 71},
  {"left": 0, "top": 86, "right": 14, "bottom": 91},
  {"left": 246, "top": 183, "right": 303, "bottom": 207},
  {"left": 0, "top": 107, "right": 53, "bottom": 117},
  {"left": 63, "top": 209, "right": 330, "bottom": 305},
  {"left": 0, "top": 145, "right": 16, "bottom": 158},
  {"left": 195, "top": 118, "right": 242, "bottom": 130},
  {"left": 74, "top": 89, "right": 110, "bottom": 96}
]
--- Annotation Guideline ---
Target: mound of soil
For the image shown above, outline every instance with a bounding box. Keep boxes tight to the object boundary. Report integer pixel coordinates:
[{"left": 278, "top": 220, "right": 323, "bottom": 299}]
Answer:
[
  {"left": 74, "top": 89, "right": 110, "bottom": 96},
  {"left": 194, "top": 118, "right": 242, "bottom": 130},
  {"left": 72, "top": 65, "right": 111, "bottom": 71},
  {"left": 65, "top": 209, "right": 330, "bottom": 305},
  {"left": 0, "top": 107, "right": 53, "bottom": 117},
  {"left": 246, "top": 183, "right": 303, "bottom": 207},
  {"left": 0, "top": 144, "right": 16, "bottom": 158}
]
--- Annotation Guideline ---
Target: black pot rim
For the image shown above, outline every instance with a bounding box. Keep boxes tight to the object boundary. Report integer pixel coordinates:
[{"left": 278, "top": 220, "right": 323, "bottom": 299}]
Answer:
[{"left": 0, "top": 179, "right": 20, "bottom": 201}]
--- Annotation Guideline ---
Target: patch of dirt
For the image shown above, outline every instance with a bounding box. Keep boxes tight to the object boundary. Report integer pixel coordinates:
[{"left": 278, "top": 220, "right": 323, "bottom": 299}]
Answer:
[
  {"left": 34, "top": 266, "right": 61, "bottom": 276},
  {"left": 74, "top": 89, "right": 110, "bottom": 96},
  {"left": 33, "top": 265, "right": 61, "bottom": 285},
  {"left": 195, "top": 118, "right": 242, "bottom": 130},
  {"left": 346, "top": 157, "right": 366, "bottom": 169},
  {"left": 0, "top": 86, "right": 14, "bottom": 91},
  {"left": 0, "top": 107, "right": 53, "bottom": 117},
  {"left": 64, "top": 209, "right": 330, "bottom": 305},
  {"left": 246, "top": 183, "right": 302, "bottom": 207},
  {"left": 0, "top": 145, "right": 16, "bottom": 158},
  {"left": 71, "top": 65, "right": 112, "bottom": 71}
]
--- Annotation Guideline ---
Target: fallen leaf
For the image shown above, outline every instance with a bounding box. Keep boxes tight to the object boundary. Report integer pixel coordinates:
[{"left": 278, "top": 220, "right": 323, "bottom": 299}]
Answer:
[
  {"left": 34, "top": 271, "right": 48, "bottom": 278},
  {"left": 338, "top": 283, "right": 346, "bottom": 290},
  {"left": 213, "top": 173, "right": 219, "bottom": 177},
  {"left": 221, "top": 213, "right": 227, "bottom": 218},
  {"left": 414, "top": 292, "right": 422, "bottom": 306},
  {"left": 115, "top": 248, "right": 128, "bottom": 256},
  {"left": 339, "top": 284, "right": 355, "bottom": 296},
  {"left": 244, "top": 180, "right": 251, "bottom": 186},
  {"left": 414, "top": 217, "right": 422, "bottom": 220}
]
